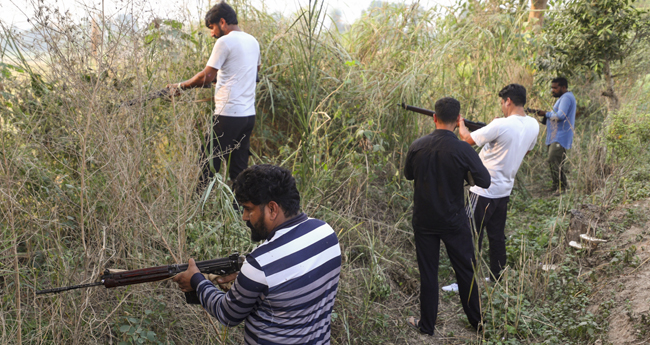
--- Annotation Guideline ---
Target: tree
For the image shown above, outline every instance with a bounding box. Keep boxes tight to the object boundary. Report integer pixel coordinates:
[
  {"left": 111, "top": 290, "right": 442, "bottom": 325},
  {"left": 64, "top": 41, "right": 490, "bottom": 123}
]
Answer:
[
  {"left": 529, "top": 0, "right": 548, "bottom": 27},
  {"left": 539, "top": 0, "right": 650, "bottom": 112}
]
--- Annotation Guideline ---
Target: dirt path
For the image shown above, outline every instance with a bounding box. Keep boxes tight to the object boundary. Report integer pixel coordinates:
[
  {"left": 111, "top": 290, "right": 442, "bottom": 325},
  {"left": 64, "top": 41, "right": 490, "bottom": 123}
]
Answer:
[
  {"left": 587, "top": 199, "right": 650, "bottom": 344},
  {"left": 392, "top": 197, "right": 650, "bottom": 344}
]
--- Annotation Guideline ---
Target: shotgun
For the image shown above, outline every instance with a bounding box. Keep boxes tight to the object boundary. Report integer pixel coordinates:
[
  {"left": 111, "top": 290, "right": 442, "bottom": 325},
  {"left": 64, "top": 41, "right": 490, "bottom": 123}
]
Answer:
[
  {"left": 399, "top": 103, "right": 487, "bottom": 131},
  {"left": 36, "top": 253, "right": 244, "bottom": 304}
]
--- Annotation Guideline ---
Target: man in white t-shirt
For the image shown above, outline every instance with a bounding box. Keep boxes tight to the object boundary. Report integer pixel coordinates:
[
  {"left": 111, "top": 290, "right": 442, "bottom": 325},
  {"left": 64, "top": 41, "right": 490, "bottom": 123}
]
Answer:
[
  {"left": 457, "top": 84, "right": 539, "bottom": 281},
  {"left": 169, "top": 2, "right": 261, "bottom": 187}
]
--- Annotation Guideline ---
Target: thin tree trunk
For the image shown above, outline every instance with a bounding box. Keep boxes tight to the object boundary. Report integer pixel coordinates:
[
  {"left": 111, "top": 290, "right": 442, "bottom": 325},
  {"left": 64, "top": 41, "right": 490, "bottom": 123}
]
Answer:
[
  {"left": 91, "top": 17, "right": 101, "bottom": 59},
  {"left": 601, "top": 60, "right": 619, "bottom": 113},
  {"left": 529, "top": 0, "right": 548, "bottom": 26}
]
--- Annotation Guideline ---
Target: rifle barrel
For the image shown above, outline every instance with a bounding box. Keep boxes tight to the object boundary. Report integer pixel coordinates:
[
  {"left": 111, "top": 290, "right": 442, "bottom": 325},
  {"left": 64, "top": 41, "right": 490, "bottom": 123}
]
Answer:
[
  {"left": 36, "top": 254, "right": 244, "bottom": 296},
  {"left": 120, "top": 88, "right": 170, "bottom": 107},
  {"left": 36, "top": 281, "right": 103, "bottom": 295},
  {"left": 399, "top": 103, "right": 486, "bottom": 131},
  {"left": 399, "top": 103, "right": 435, "bottom": 117}
]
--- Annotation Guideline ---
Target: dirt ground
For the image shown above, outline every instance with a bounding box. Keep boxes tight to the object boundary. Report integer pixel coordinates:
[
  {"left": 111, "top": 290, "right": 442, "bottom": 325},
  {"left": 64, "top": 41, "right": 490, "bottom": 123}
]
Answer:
[
  {"left": 393, "top": 197, "right": 650, "bottom": 345},
  {"left": 586, "top": 199, "right": 650, "bottom": 345}
]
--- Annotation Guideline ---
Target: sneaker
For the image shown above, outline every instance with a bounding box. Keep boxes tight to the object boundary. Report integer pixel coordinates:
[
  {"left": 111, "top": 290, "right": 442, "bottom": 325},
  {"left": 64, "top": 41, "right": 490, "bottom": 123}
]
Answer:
[{"left": 442, "top": 283, "right": 458, "bottom": 292}]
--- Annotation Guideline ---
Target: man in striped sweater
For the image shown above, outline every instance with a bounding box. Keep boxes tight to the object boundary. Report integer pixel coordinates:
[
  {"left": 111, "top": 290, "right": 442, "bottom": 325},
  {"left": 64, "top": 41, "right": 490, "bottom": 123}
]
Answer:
[{"left": 174, "top": 164, "right": 341, "bottom": 344}]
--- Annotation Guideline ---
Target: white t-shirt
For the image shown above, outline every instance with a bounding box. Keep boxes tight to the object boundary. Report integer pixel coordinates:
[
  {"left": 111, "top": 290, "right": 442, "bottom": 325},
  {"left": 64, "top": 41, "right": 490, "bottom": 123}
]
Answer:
[
  {"left": 206, "top": 31, "right": 261, "bottom": 117},
  {"left": 469, "top": 115, "right": 539, "bottom": 198}
]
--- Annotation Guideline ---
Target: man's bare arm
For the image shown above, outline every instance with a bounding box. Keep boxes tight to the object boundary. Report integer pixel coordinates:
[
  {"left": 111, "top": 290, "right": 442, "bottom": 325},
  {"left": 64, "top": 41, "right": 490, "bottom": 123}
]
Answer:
[
  {"left": 458, "top": 118, "right": 476, "bottom": 145},
  {"left": 167, "top": 66, "right": 218, "bottom": 92}
]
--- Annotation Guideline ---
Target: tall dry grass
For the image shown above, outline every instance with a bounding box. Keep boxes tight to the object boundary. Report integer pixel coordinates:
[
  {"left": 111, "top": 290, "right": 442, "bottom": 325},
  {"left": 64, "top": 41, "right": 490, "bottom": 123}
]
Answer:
[{"left": 1, "top": 0, "right": 649, "bottom": 343}]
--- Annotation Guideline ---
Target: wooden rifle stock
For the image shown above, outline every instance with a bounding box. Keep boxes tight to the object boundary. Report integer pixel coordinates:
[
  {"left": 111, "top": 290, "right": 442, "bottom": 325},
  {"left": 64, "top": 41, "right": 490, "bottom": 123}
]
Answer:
[
  {"left": 399, "top": 103, "right": 486, "bottom": 131},
  {"left": 36, "top": 253, "right": 245, "bottom": 304}
]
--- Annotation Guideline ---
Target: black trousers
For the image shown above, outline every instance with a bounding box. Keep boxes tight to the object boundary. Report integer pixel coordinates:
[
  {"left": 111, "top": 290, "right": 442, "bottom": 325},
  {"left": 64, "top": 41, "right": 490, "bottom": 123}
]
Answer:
[
  {"left": 467, "top": 192, "right": 509, "bottom": 280},
  {"left": 414, "top": 226, "right": 481, "bottom": 335},
  {"left": 200, "top": 115, "right": 255, "bottom": 182}
]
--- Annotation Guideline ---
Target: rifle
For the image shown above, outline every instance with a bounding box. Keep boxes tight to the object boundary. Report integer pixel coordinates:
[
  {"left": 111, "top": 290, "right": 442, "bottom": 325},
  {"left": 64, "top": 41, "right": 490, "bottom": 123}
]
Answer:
[
  {"left": 120, "top": 88, "right": 170, "bottom": 107},
  {"left": 120, "top": 84, "right": 215, "bottom": 107},
  {"left": 525, "top": 107, "right": 547, "bottom": 125},
  {"left": 36, "top": 253, "right": 245, "bottom": 304},
  {"left": 398, "top": 103, "right": 487, "bottom": 131},
  {"left": 121, "top": 71, "right": 261, "bottom": 107}
]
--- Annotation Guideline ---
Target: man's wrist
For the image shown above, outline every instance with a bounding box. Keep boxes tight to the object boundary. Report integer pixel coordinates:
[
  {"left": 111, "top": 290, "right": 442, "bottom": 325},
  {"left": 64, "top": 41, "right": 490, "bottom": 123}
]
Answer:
[
  {"left": 190, "top": 272, "right": 206, "bottom": 291},
  {"left": 177, "top": 82, "right": 185, "bottom": 90}
]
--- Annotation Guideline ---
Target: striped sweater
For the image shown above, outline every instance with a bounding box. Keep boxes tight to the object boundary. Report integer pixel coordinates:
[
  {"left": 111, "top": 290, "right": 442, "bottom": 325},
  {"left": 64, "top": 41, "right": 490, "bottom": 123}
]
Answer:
[{"left": 190, "top": 213, "right": 341, "bottom": 344}]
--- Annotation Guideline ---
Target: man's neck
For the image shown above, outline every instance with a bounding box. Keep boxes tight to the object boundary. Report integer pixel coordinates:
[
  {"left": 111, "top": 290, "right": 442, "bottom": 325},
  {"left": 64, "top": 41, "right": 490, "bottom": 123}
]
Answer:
[
  {"left": 505, "top": 106, "right": 526, "bottom": 117},
  {"left": 223, "top": 25, "right": 241, "bottom": 35},
  {"left": 269, "top": 212, "right": 298, "bottom": 231},
  {"left": 264, "top": 213, "right": 301, "bottom": 239},
  {"left": 435, "top": 123, "right": 457, "bottom": 131}
]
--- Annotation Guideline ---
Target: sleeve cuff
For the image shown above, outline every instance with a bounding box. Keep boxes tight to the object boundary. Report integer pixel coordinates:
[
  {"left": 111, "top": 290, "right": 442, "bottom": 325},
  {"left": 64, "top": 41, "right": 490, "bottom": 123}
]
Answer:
[
  {"left": 190, "top": 272, "right": 207, "bottom": 291},
  {"left": 469, "top": 132, "right": 480, "bottom": 146}
]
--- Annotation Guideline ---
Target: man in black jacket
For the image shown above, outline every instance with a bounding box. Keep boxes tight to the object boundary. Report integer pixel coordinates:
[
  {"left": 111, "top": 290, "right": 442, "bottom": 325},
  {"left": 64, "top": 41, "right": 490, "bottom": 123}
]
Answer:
[{"left": 404, "top": 97, "right": 490, "bottom": 336}]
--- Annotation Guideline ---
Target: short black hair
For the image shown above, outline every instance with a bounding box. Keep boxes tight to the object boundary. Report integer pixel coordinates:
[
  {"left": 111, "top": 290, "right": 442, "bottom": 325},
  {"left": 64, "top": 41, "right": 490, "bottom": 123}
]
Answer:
[
  {"left": 551, "top": 77, "right": 568, "bottom": 88},
  {"left": 498, "top": 84, "right": 527, "bottom": 106},
  {"left": 233, "top": 165, "right": 301, "bottom": 217},
  {"left": 434, "top": 97, "right": 461, "bottom": 124},
  {"left": 205, "top": 2, "right": 238, "bottom": 27}
]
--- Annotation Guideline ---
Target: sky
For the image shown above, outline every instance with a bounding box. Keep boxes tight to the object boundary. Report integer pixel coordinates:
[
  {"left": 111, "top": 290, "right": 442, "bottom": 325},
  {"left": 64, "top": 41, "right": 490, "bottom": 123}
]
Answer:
[{"left": 0, "top": 0, "right": 455, "bottom": 31}]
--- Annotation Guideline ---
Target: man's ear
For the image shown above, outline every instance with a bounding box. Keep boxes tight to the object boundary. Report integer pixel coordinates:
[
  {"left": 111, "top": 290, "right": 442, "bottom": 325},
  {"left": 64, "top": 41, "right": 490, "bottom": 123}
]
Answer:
[
  {"left": 220, "top": 18, "right": 227, "bottom": 27},
  {"left": 266, "top": 201, "right": 281, "bottom": 220}
]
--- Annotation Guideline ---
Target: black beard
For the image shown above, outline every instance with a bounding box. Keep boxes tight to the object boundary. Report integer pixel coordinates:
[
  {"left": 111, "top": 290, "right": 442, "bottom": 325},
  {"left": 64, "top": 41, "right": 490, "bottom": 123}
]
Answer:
[
  {"left": 212, "top": 27, "right": 225, "bottom": 39},
  {"left": 247, "top": 220, "right": 267, "bottom": 242}
]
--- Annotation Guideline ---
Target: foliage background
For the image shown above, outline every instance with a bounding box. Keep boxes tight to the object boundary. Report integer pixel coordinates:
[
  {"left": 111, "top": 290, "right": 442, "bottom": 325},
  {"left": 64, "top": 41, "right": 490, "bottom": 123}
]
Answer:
[{"left": 1, "top": 0, "right": 650, "bottom": 343}]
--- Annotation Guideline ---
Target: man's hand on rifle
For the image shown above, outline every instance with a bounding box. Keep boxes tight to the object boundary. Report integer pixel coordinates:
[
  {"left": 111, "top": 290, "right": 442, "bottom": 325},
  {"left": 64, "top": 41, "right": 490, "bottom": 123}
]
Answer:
[
  {"left": 173, "top": 258, "right": 200, "bottom": 292},
  {"left": 216, "top": 272, "right": 238, "bottom": 285},
  {"left": 536, "top": 109, "right": 546, "bottom": 118},
  {"left": 166, "top": 83, "right": 184, "bottom": 98},
  {"left": 458, "top": 117, "right": 474, "bottom": 145},
  {"left": 215, "top": 272, "right": 239, "bottom": 292}
]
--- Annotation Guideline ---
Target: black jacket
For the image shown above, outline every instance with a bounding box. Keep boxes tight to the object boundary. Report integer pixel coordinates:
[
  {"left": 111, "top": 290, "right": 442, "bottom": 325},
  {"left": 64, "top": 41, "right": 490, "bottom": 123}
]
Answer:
[{"left": 405, "top": 130, "right": 490, "bottom": 233}]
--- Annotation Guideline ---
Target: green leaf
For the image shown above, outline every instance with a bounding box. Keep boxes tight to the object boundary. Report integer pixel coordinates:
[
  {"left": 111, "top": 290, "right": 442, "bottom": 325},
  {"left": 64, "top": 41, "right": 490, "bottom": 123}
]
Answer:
[{"left": 163, "top": 19, "right": 183, "bottom": 30}]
